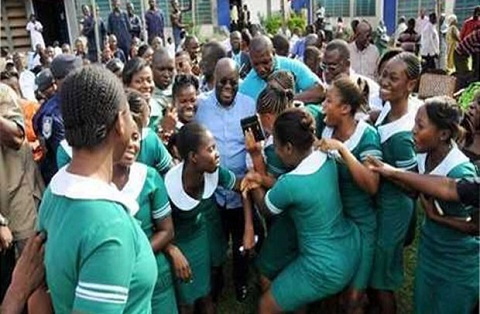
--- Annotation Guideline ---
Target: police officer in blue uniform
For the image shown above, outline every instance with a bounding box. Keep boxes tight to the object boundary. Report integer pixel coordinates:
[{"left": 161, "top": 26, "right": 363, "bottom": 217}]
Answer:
[{"left": 33, "top": 54, "right": 82, "bottom": 184}]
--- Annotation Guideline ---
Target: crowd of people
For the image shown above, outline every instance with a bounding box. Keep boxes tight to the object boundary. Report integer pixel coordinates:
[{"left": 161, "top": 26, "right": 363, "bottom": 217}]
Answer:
[{"left": 0, "top": 2, "right": 479, "bottom": 314}]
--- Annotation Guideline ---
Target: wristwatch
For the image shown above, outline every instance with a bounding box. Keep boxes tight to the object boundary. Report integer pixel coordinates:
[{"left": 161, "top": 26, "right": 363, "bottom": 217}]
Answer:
[{"left": 0, "top": 216, "right": 8, "bottom": 227}]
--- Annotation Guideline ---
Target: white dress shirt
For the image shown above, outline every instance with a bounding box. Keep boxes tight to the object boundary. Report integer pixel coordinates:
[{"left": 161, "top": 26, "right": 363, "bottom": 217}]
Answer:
[{"left": 348, "top": 42, "right": 380, "bottom": 81}]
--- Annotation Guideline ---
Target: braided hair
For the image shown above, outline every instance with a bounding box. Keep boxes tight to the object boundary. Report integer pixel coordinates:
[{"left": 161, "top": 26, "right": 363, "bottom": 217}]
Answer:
[
  {"left": 172, "top": 74, "right": 199, "bottom": 100},
  {"left": 61, "top": 65, "right": 126, "bottom": 148},
  {"left": 424, "top": 96, "right": 464, "bottom": 142},
  {"left": 391, "top": 51, "right": 421, "bottom": 80},
  {"left": 274, "top": 108, "right": 316, "bottom": 152},
  {"left": 257, "top": 85, "right": 294, "bottom": 115},
  {"left": 267, "top": 70, "right": 295, "bottom": 91}
]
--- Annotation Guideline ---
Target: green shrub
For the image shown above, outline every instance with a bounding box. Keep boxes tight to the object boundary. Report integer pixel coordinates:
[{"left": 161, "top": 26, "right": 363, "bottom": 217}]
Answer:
[
  {"left": 263, "top": 13, "right": 283, "bottom": 35},
  {"left": 287, "top": 13, "right": 307, "bottom": 32}
]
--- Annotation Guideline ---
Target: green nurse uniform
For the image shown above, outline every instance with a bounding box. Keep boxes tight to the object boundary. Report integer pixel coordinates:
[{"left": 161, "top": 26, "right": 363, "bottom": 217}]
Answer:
[
  {"left": 322, "top": 119, "right": 382, "bottom": 289},
  {"left": 122, "top": 162, "right": 178, "bottom": 314},
  {"left": 266, "top": 151, "right": 361, "bottom": 311},
  {"left": 138, "top": 128, "right": 172, "bottom": 175},
  {"left": 38, "top": 167, "right": 157, "bottom": 313},
  {"left": 414, "top": 146, "right": 479, "bottom": 314},
  {"left": 165, "top": 163, "right": 236, "bottom": 305},
  {"left": 370, "top": 101, "right": 418, "bottom": 290},
  {"left": 249, "top": 135, "right": 298, "bottom": 280}
]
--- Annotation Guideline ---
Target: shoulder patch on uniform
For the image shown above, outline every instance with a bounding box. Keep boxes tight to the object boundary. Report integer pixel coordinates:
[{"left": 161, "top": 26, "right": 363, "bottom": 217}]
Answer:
[{"left": 42, "top": 116, "right": 53, "bottom": 139}]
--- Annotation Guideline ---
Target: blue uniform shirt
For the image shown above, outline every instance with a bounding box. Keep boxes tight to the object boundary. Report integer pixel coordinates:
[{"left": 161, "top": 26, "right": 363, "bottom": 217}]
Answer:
[
  {"left": 195, "top": 90, "right": 256, "bottom": 209},
  {"left": 33, "top": 93, "right": 64, "bottom": 184},
  {"left": 239, "top": 55, "right": 321, "bottom": 101}
]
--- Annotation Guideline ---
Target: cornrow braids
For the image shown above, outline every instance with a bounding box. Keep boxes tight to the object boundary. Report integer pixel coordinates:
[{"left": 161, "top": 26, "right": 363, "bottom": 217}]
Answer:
[
  {"left": 61, "top": 65, "right": 126, "bottom": 148},
  {"left": 172, "top": 74, "right": 199, "bottom": 100},
  {"left": 424, "top": 96, "right": 464, "bottom": 142},
  {"left": 392, "top": 52, "right": 421, "bottom": 80},
  {"left": 267, "top": 70, "right": 295, "bottom": 91},
  {"left": 256, "top": 85, "right": 294, "bottom": 115}
]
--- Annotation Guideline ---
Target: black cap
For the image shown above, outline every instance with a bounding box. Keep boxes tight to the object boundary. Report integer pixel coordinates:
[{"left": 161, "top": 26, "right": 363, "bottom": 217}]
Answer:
[
  {"left": 35, "top": 68, "right": 54, "bottom": 92},
  {"left": 50, "top": 54, "right": 82, "bottom": 80}
]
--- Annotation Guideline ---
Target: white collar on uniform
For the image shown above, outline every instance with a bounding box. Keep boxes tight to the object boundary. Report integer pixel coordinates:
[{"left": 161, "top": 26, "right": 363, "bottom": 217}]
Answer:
[
  {"left": 289, "top": 150, "right": 327, "bottom": 176},
  {"left": 322, "top": 119, "right": 368, "bottom": 152},
  {"left": 60, "top": 139, "right": 73, "bottom": 158},
  {"left": 265, "top": 134, "right": 274, "bottom": 147},
  {"left": 375, "top": 101, "right": 418, "bottom": 143},
  {"left": 417, "top": 144, "right": 470, "bottom": 175},
  {"left": 119, "top": 162, "right": 148, "bottom": 216},
  {"left": 164, "top": 162, "right": 219, "bottom": 211},
  {"left": 50, "top": 166, "right": 139, "bottom": 214}
]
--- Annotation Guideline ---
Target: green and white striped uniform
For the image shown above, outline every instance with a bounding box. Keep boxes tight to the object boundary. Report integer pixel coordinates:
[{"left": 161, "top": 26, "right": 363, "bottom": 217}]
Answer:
[
  {"left": 414, "top": 146, "right": 479, "bottom": 314},
  {"left": 322, "top": 119, "right": 382, "bottom": 289},
  {"left": 370, "top": 101, "right": 418, "bottom": 290},
  {"left": 165, "top": 163, "right": 236, "bottom": 305},
  {"left": 38, "top": 167, "right": 157, "bottom": 313},
  {"left": 121, "top": 162, "right": 178, "bottom": 314}
]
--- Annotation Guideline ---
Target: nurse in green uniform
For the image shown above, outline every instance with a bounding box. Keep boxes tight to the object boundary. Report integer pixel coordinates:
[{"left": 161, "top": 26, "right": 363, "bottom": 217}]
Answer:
[
  {"left": 369, "top": 52, "right": 421, "bottom": 313},
  {"left": 245, "top": 85, "right": 297, "bottom": 289},
  {"left": 38, "top": 66, "right": 157, "bottom": 313},
  {"left": 411, "top": 97, "right": 477, "bottom": 314},
  {"left": 369, "top": 97, "right": 479, "bottom": 314},
  {"left": 112, "top": 116, "right": 178, "bottom": 314},
  {"left": 318, "top": 77, "right": 382, "bottom": 312},
  {"left": 160, "top": 74, "right": 199, "bottom": 159},
  {"left": 164, "top": 122, "right": 246, "bottom": 314},
  {"left": 56, "top": 89, "right": 173, "bottom": 175},
  {"left": 123, "top": 57, "right": 161, "bottom": 132},
  {"left": 244, "top": 108, "right": 361, "bottom": 313},
  {"left": 125, "top": 90, "right": 173, "bottom": 174}
]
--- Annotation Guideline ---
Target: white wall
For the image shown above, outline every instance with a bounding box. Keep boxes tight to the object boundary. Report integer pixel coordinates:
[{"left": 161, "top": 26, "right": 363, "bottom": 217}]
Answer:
[{"left": 243, "top": 0, "right": 283, "bottom": 24}]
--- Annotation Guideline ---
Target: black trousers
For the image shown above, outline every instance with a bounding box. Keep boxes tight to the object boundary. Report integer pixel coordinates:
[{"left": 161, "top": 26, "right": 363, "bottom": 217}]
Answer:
[
  {"left": 219, "top": 206, "right": 264, "bottom": 288},
  {"left": 0, "top": 246, "right": 15, "bottom": 302},
  {"left": 422, "top": 55, "right": 437, "bottom": 72}
]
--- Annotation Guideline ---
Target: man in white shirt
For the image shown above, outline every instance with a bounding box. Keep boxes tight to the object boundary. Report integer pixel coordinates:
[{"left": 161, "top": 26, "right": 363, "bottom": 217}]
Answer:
[
  {"left": 322, "top": 39, "right": 380, "bottom": 112},
  {"left": 26, "top": 14, "right": 45, "bottom": 51},
  {"left": 348, "top": 21, "right": 379, "bottom": 80},
  {"left": 415, "top": 8, "right": 429, "bottom": 34},
  {"left": 420, "top": 13, "right": 439, "bottom": 71},
  {"left": 13, "top": 52, "right": 36, "bottom": 101}
]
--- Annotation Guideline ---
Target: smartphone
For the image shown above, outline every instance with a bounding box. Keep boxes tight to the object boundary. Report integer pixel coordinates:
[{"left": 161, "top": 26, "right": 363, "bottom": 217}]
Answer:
[{"left": 241, "top": 115, "right": 265, "bottom": 142}]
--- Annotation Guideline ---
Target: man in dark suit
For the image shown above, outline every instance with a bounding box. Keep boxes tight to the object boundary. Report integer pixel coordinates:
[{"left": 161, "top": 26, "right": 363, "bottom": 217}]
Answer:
[{"left": 228, "top": 31, "right": 251, "bottom": 78}]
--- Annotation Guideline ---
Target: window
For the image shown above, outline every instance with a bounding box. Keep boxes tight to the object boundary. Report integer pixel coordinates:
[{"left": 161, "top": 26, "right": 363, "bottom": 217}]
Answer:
[
  {"left": 454, "top": 0, "right": 478, "bottom": 27},
  {"left": 320, "top": 0, "right": 350, "bottom": 18},
  {"left": 355, "top": 0, "right": 376, "bottom": 16},
  {"left": 397, "top": 0, "right": 436, "bottom": 20}
]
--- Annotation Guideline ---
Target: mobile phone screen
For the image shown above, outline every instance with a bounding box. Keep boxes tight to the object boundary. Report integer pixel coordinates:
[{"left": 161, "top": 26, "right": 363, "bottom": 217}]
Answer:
[{"left": 241, "top": 115, "right": 265, "bottom": 142}]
